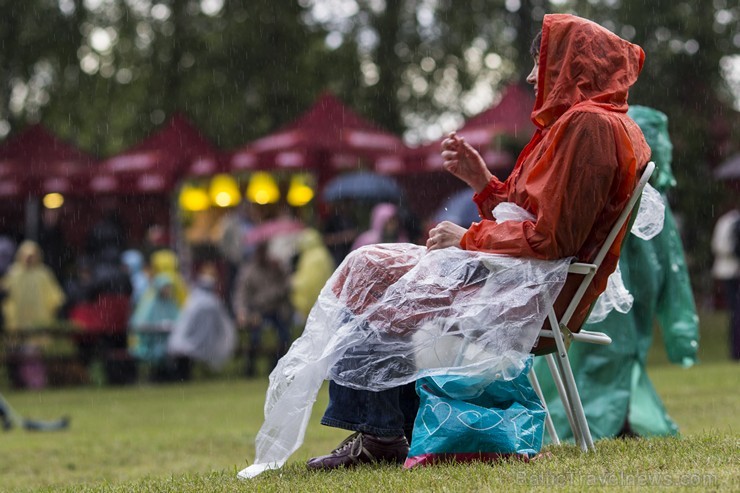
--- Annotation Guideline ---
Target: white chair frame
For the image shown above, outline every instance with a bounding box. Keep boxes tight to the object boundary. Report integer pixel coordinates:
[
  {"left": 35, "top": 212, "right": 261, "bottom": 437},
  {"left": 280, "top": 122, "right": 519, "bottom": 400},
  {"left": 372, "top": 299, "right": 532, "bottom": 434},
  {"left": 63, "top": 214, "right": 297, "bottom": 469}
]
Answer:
[{"left": 529, "top": 161, "right": 656, "bottom": 452}]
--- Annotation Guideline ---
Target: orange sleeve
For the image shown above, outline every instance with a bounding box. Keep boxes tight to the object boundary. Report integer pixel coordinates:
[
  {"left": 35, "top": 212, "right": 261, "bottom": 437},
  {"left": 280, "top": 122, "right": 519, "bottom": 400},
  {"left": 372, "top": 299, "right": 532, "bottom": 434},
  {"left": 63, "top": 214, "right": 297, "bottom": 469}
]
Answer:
[
  {"left": 461, "top": 111, "right": 620, "bottom": 260},
  {"left": 471, "top": 175, "right": 508, "bottom": 220}
]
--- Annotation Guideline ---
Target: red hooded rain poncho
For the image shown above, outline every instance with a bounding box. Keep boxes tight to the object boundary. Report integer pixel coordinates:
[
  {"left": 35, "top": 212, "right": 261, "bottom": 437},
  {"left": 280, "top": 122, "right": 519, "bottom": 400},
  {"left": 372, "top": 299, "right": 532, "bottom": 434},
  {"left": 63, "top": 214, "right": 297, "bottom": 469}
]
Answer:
[
  {"left": 461, "top": 14, "right": 651, "bottom": 336},
  {"left": 239, "top": 14, "right": 652, "bottom": 479}
]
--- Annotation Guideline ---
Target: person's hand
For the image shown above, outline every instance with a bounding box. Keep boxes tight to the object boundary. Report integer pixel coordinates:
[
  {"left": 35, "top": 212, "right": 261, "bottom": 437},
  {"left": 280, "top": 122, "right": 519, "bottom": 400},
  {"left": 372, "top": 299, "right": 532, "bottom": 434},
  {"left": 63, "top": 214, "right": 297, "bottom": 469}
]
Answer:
[
  {"left": 440, "top": 132, "right": 493, "bottom": 192},
  {"left": 426, "top": 221, "right": 468, "bottom": 251}
]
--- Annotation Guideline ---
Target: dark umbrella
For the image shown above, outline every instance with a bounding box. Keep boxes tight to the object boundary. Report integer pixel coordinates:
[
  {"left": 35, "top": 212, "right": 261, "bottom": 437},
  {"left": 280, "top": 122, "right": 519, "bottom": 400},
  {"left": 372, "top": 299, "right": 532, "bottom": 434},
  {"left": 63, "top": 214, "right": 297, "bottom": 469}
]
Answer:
[
  {"left": 715, "top": 153, "right": 740, "bottom": 180},
  {"left": 433, "top": 189, "right": 481, "bottom": 227},
  {"left": 322, "top": 171, "right": 403, "bottom": 202}
]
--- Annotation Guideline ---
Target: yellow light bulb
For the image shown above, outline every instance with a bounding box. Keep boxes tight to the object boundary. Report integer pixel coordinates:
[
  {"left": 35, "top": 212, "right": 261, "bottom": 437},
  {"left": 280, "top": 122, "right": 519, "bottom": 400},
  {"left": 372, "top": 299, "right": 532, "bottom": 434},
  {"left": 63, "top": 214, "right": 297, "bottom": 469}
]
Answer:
[
  {"left": 246, "top": 172, "right": 280, "bottom": 204},
  {"left": 43, "top": 193, "right": 64, "bottom": 209},
  {"left": 179, "top": 184, "right": 210, "bottom": 211},
  {"left": 287, "top": 175, "right": 314, "bottom": 206},
  {"left": 208, "top": 174, "right": 241, "bottom": 208}
]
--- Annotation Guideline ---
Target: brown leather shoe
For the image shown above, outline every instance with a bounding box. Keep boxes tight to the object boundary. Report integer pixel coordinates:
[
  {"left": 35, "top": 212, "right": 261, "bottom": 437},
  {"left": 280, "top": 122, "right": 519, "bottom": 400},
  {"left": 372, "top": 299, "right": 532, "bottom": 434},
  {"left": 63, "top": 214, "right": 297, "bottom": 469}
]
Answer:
[{"left": 306, "top": 432, "right": 409, "bottom": 470}]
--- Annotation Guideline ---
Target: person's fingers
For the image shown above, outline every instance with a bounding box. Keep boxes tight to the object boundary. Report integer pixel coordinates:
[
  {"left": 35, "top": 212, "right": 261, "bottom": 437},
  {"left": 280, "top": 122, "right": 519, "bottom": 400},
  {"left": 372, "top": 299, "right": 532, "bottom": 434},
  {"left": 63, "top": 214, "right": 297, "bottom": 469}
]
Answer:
[
  {"left": 442, "top": 132, "right": 460, "bottom": 147},
  {"left": 425, "top": 236, "right": 437, "bottom": 250}
]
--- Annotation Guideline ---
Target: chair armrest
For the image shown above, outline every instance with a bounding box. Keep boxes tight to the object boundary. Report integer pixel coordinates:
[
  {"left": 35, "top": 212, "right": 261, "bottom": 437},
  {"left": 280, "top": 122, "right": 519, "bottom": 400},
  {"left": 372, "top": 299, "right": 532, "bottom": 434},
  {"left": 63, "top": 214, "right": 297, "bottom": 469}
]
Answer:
[
  {"left": 537, "top": 328, "right": 612, "bottom": 345},
  {"left": 571, "top": 330, "right": 612, "bottom": 345},
  {"left": 568, "top": 263, "right": 597, "bottom": 275}
]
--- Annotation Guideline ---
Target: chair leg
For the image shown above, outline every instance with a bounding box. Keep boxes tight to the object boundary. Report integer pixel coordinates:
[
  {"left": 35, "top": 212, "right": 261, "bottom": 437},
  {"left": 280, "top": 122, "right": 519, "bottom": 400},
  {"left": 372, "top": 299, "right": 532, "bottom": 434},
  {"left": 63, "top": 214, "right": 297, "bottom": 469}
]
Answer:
[
  {"left": 551, "top": 331, "right": 594, "bottom": 452},
  {"left": 551, "top": 351, "right": 588, "bottom": 451},
  {"left": 528, "top": 368, "right": 560, "bottom": 445},
  {"left": 544, "top": 353, "right": 579, "bottom": 445}
]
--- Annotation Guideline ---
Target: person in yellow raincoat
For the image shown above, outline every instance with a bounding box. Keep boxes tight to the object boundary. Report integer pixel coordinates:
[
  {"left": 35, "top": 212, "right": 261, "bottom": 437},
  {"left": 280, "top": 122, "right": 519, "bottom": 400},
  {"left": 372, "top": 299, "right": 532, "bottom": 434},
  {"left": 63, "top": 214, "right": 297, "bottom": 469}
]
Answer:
[
  {"left": 1, "top": 240, "right": 65, "bottom": 332},
  {"left": 290, "top": 228, "right": 335, "bottom": 321},
  {"left": 1, "top": 240, "right": 66, "bottom": 388},
  {"left": 148, "top": 249, "right": 188, "bottom": 306}
]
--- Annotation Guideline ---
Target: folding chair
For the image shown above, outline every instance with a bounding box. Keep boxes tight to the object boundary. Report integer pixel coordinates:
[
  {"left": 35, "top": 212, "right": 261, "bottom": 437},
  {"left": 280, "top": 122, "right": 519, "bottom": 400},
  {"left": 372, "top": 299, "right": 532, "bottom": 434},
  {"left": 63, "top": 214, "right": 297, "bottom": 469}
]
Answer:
[{"left": 528, "top": 161, "right": 656, "bottom": 452}]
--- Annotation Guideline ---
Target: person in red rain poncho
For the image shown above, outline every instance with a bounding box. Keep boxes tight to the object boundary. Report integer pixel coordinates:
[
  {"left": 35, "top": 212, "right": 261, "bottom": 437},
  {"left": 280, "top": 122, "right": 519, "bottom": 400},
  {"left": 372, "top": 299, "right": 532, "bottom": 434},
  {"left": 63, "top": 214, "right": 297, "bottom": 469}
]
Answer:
[
  {"left": 283, "top": 14, "right": 651, "bottom": 472},
  {"left": 304, "top": 14, "right": 651, "bottom": 470}
]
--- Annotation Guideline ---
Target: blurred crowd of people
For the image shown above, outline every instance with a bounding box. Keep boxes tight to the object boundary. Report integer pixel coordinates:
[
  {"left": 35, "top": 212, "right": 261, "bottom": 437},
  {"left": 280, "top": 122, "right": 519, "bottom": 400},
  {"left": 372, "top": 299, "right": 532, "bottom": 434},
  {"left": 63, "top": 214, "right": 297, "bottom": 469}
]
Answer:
[
  {"left": 3, "top": 177, "right": 735, "bottom": 392},
  {"left": 0, "top": 198, "right": 419, "bottom": 389}
]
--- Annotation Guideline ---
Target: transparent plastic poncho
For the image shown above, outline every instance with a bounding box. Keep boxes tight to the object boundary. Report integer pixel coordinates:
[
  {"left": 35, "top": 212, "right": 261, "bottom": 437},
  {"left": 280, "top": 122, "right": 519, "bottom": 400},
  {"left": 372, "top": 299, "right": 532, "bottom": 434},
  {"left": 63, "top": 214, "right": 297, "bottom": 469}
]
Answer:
[
  {"left": 238, "top": 203, "right": 571, "bottom": 479},
  {"left": 587, "top": 183, "right": 665, "bottom": 323}
]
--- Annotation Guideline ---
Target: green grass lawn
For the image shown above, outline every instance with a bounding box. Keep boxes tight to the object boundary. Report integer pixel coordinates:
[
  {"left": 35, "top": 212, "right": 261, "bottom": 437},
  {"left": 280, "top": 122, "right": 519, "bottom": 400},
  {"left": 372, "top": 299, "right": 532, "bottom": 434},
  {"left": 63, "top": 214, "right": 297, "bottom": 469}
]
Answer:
[{"left": 1, "top": 311, "right": 738, "bottom": 492}]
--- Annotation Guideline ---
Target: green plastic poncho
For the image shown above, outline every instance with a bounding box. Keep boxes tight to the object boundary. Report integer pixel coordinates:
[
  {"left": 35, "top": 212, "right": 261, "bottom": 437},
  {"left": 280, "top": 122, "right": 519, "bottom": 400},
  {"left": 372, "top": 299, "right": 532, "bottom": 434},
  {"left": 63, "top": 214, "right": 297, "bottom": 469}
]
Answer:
[{"left": 533, "top": 105, "right": 699, "bottom": 440}]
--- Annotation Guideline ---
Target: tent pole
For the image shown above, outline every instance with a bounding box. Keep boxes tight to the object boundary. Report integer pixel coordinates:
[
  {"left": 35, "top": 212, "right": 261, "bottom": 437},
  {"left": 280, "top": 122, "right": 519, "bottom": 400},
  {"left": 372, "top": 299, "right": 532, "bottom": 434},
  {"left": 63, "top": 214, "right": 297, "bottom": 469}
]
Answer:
[{"left": 24, "top": 196, "right": 40, "bottom": 241}]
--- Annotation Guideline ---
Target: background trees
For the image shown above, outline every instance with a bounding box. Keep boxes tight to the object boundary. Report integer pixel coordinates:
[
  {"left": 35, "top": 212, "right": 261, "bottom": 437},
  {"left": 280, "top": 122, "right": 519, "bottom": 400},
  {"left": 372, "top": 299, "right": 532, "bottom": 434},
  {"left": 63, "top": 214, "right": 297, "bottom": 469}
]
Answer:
[{"left": 1, "top": 0, "right": 738, "bottom": 295}]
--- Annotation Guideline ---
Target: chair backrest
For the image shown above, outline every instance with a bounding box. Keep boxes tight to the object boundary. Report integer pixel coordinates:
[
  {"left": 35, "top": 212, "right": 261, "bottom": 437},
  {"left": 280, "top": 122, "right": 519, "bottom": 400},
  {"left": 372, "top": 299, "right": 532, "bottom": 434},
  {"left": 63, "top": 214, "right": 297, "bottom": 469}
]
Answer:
[
  {"left": 591, "top": 161, "right": 655, "bottom": 268},
  {"left": 557, "top": 161, "right": 656, "bottom": 329}
]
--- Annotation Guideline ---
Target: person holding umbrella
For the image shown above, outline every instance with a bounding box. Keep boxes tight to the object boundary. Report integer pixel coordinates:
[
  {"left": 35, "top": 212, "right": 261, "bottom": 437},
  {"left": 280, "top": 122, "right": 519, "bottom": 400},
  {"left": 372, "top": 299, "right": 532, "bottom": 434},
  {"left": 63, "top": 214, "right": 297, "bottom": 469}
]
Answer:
[{"left": 321, "top": 171, "right": 405, "bottom": 265}]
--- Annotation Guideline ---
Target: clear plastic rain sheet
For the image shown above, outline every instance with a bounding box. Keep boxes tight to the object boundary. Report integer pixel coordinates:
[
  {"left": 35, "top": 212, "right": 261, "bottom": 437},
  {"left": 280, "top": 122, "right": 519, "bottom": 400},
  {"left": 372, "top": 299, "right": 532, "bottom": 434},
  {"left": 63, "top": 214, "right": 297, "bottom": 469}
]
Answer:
[
  {"left": 238, "top": 187, "right": 663, "bottom": 479},
  {"left": 587, "top": 183, "right": 665, "bottom": 323},
  {"left": 239, "top": 224, "right": 570, "bottom": 477}
]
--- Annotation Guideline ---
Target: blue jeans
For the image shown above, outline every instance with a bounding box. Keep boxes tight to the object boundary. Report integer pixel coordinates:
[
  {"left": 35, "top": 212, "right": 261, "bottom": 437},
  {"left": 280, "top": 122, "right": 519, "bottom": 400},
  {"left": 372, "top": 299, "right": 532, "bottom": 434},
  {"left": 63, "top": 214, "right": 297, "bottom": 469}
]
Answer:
[
  {"left": 250, "top": 312, "right": 291, "bottom": 351},
  {"left": 321, "top": 380, "right": 419, "bottom": 438},
  {"left": 246, "top": 311, "right": 292, "bottom": 375}
]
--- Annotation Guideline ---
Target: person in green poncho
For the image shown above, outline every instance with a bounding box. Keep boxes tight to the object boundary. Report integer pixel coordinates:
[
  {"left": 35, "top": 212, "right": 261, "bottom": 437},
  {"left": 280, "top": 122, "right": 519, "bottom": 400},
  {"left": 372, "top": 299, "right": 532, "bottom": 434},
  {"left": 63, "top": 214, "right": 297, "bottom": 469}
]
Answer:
[{"left": 533, "top": 105, "right": 699, "bottom": 440}]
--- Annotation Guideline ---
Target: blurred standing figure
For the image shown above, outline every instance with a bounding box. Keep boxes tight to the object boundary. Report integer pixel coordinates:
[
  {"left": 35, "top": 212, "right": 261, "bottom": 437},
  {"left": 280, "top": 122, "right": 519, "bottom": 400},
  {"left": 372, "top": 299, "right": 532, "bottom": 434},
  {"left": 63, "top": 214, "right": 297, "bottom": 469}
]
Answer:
[
  {"left": 290, "top": 228, "right": 335, "bottom": 321},
  {"left": 148, "top": 249, "right": 188, "bottom": 306},
  {"left": 121, "top": 249, "right": 150, "bottom": 306},
  {"left": 1, "top": 240, "right": 66, "bottom": 389},
  {"left": 233, "top": 242, "right": 293, "bottom": 376},
  {"left": 0, "top": 235, "right": 14, "bottom": 275},
  {"left": 129, "top": 249, "right": 187, "bottom": 381},
  {"left": 129, "top": 272, "right": 182, "bottom": 380},
  {"left": 711, "top": 197, "right": 740, "bottom": 361},
  {"left": 168, "top": 263, "right": 237, "bottom": 372},
  {"left": 322, "top": 199, "right": 359, "bottom": 266},
  {"left": 68, "top": 247, "right": 133, "bottom": 375},
  {"left": 1, "top": 240, "right": 65, "bottom": 331},
  {"left": 218, "top": 202, "right": 257, "bottom": 310},
  {"left": 86, "top": 206, "right": 125, "bottom": 261},
  {"left": 351, "top": 203, "right": 409, "bottom": 251},
  {"left": 38, "top": 207, "right": 71, "bottom": 282},
  {"left": 0, "top": 235, "right": 16, "bottom": 331}
]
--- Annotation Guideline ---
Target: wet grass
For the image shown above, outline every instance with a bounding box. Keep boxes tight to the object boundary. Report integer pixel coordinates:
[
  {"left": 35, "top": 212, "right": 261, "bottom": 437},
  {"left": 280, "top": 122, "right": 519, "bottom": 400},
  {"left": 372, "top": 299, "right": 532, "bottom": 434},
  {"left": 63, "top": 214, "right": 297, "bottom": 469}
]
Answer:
[{"left": 1, "top": 310, "right": 738, "bottom": 492}]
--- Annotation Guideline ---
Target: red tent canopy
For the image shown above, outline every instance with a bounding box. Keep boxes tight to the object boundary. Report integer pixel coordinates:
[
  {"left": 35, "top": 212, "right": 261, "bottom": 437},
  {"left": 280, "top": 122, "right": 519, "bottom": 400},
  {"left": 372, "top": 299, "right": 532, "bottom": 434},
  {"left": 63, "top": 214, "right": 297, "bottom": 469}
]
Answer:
[
  {"left": 91, "top": 113, "right": 218, "bottom": 194},
  {"left": 0, "top": 124, "right": 96, "bottom": 199},
  {"left": 404, "top": 83, "right": 536, "bottom": 174},
  {"left": 227, "top": 92, "right": 405, "bottom": 179}
]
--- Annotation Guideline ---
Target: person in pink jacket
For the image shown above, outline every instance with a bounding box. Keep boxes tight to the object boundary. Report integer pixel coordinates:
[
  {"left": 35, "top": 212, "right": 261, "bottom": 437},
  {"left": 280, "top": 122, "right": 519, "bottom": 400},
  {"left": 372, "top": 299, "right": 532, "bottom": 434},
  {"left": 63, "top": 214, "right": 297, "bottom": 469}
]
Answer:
[{"left": 351, "top": 203, "right": 408, "bottom": 251}]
